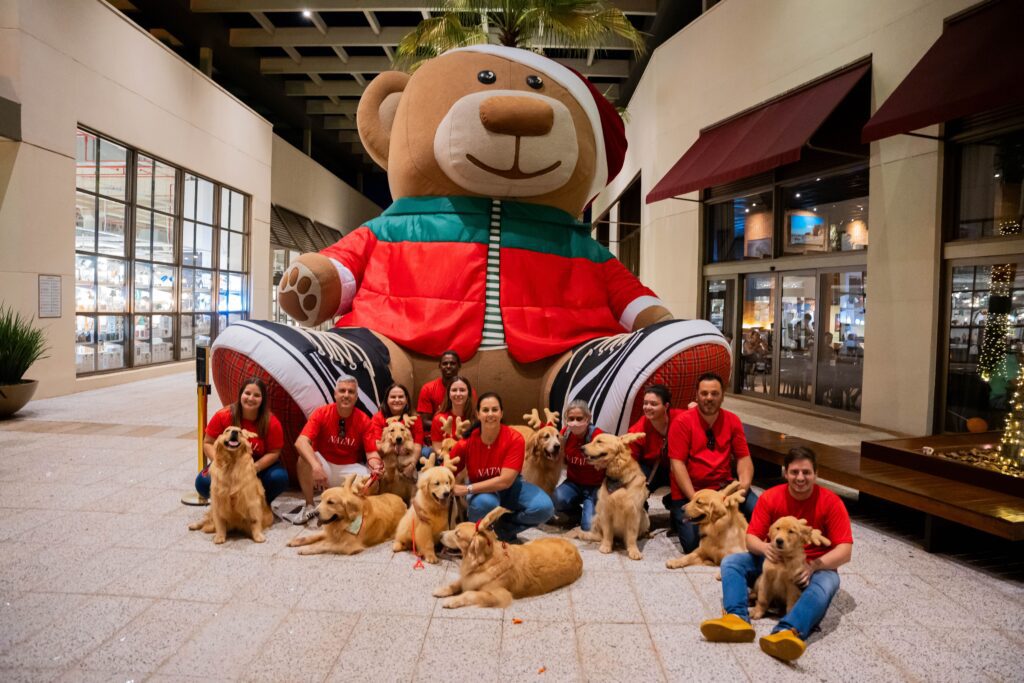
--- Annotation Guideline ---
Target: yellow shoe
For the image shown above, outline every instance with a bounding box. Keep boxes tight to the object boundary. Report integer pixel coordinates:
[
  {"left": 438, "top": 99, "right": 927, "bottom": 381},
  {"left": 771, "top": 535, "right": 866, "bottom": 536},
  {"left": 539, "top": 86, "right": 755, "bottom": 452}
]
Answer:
[
  {"left": 700, "top": 613, "right": 755, "bottom": 643},
  {"left": 759, "top": 629, "right": 806, "bottom": 661}
]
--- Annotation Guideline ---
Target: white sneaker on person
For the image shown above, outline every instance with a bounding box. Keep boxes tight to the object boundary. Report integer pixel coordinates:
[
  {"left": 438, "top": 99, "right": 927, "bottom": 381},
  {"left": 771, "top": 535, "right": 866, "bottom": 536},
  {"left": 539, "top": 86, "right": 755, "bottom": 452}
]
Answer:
[{"left": 278, "top": 503, "right": 317, "bottom": 525}]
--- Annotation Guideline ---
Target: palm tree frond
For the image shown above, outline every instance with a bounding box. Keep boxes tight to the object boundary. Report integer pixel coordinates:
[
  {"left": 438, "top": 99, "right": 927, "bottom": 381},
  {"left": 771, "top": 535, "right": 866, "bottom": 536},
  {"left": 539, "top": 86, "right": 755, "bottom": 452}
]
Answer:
[{"left": 394, "top": 14, "right": 488, "bottom": 71}]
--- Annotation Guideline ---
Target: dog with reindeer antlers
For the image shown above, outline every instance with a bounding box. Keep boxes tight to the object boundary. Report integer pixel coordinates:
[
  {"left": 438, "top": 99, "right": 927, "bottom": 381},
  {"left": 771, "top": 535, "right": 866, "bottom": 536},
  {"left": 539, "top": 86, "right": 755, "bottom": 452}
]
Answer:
[
  {"left": 516, "top": 408, "right": 563, "bottom": 498},
  {"left": 373, "top": 414, "right": 420, "bottom": 503},
  {"left": 393, "top": 446, "right": 461, "bottom": 564}
]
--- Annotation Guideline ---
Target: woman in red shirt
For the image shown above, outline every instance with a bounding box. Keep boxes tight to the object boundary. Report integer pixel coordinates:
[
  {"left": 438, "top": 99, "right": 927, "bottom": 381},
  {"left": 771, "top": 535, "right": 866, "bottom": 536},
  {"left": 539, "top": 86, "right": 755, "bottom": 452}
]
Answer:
[
  {"left": 367, "top": 383, "right": 425, "bottom": 468},
  {"left": 195, "top": 376, "right": 289, "bottom": 503},
  {"left": 451, "top": 392, "right": 554, "bottom": 543},
  {"left": 430, "top": 376, "right": 477, "bottom": 445},
  {"left": 553, "top": 400, "right": 603, "bottom": 531}
]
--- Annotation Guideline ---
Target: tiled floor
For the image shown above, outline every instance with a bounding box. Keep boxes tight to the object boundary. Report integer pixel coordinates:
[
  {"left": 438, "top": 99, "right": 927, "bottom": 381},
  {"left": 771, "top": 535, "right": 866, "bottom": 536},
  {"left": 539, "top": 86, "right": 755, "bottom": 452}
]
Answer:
[{"left": 0, "top": 372, "right": 1021, "bottom": 682}]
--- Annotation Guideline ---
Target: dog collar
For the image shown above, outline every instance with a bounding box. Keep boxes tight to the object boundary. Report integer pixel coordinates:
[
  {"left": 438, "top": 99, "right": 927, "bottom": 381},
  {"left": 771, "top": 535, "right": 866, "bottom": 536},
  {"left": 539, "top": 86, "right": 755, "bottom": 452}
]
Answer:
[
  {"left": 345, "top": 514, "right": 364, "bottom": 535},
  {"left": 605, "top": 476, "right": 625, "bottom": 494}
]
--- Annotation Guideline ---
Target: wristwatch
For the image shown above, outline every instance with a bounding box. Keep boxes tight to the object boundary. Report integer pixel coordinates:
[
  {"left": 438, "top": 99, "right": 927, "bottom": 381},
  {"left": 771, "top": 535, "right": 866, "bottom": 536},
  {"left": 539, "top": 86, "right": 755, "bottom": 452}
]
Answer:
[{"left": 467, "top": 482, "right": 474, "bottom": 495}]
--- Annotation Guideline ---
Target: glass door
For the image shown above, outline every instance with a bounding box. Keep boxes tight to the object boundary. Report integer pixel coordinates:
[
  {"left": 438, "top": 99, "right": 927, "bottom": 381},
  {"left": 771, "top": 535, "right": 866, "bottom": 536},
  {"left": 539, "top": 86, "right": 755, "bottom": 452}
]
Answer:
[
  {"left": 778, "top": 273, "right": 816, "bottom": 404},
  {"left": 817, "top": 270, "right": 866, "bottom": 414},
  {"left": 705, "top": 278, "right": 737, "bottom": 388},
  {"left": 740, "top": 274, "right": 775, "bottom": 396}
]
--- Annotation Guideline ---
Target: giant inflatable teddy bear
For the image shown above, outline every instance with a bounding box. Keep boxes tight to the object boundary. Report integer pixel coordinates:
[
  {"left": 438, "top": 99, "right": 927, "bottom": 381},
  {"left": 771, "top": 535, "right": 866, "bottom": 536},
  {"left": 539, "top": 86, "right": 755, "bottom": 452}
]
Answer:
[{"left": 212, "top": 45, "right": 730, "bottom": 481}]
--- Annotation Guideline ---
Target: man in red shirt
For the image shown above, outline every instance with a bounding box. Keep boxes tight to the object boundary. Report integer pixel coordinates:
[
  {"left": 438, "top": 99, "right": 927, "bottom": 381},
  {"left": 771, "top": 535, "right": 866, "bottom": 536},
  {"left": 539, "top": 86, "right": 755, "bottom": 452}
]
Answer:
[
  {"left": 291, "top": 375, "right": 376, "bottom": 524},
  {"left": 700, "top": 447, "right": 854, "bottom": 662},
  {"left": 667, "top": 372, "right": 757, "bottom": 553},
  {"left": 416, "top": 350, "right": 463, "bottom": 444}
]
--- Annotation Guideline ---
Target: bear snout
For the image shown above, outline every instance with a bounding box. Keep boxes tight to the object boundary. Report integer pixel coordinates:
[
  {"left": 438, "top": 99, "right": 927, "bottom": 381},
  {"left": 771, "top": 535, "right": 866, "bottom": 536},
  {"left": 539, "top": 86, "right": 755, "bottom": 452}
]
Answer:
[{"left": 479, "top": 96, "right": 554, "bottom": 137}]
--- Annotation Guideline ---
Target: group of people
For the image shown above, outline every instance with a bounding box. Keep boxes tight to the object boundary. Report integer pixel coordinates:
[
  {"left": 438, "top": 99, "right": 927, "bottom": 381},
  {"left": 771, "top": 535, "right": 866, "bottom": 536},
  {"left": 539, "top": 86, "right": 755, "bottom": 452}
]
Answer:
[{"left": 194, "top": 349, "right": 852, "bottom": 662}]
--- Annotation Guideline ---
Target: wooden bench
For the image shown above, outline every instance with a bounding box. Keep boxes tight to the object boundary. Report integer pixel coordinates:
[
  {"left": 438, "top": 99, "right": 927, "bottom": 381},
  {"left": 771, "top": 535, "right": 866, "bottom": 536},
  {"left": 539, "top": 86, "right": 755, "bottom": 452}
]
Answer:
[{"left": 743, "top": 424, "right": 1024, "bottom": 550}]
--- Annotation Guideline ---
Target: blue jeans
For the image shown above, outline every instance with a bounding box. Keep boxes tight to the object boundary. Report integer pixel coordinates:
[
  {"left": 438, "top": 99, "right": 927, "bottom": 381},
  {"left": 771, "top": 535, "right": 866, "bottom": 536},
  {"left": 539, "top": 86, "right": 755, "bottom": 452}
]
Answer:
[
  {"left": 195, "top": 462, "right": 290, "bottom": 504},
  {"left": 721, "top": 552, "right": 841, "bottom": 639},
  {"left": 468, "top": 475, "right": 554, "bottom": 541},
  {"left": 553, "top": 480, "right": 600, "bottom": 531},
  {"left": 669, "top": 485, "right": 759, "bottom": 553}
]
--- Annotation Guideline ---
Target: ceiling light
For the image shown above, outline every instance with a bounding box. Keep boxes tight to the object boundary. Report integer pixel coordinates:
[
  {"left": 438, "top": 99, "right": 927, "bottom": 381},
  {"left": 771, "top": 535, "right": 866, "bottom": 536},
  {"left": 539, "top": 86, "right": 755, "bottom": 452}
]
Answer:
[
  {"left": 816, "top": 177, "right": 821, "bottom": 182},
  {"left": 751, "top": 203, "right": 757, "bottom": 207},
  {"left": 745, "top": 208, "right": 750, "bottom": 213},
  {"left": 795, "top": 193, "right": 801, "bottom": 198},
  {"left": 302, "top": 9, "right": 312, "bottom": 18},
  {"left": 995, "top": 173, "right": 1002, "bottom": 178}
]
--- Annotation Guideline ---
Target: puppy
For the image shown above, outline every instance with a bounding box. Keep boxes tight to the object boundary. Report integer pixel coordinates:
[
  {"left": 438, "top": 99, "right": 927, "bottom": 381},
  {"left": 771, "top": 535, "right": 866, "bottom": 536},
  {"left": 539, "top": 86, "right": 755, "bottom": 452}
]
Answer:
[
  {"left": 518, "top": 408, "right": 563, "bottom": 498},
  {"left": 433, "top": 507, "right": 583, "bottom": 608},
  {"left": 287, "top": 474, "right": 406, "bottom": 555},
  {"left": 433, "top": 415, "right": 470, "bottom": 523},
  {"left": 375, "top": 415, "right": 419, "bottom": 502},
  {"left": 568, "top": 432, "right": 649, "bottom": 560},
  {"left": 393, "top": 452, "right": 460, "bottom": 564},
  {"left": 188, "top": 427, "right": 273, "bottom": 544},
  {"left": 665, "top": 481, "right": 748, "bottom": 569},
  {"left": 750, "top": 516, "right": 831, "bottom": 618}
]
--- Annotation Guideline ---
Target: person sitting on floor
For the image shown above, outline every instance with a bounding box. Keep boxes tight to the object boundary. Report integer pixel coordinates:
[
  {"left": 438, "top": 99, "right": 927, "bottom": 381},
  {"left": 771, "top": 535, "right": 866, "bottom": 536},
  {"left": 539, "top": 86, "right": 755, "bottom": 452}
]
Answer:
[
  {"left": 627, "top": 384, "right": 677, "bottom": 496},
  {"left": 699, "top": 446, "right": 853, "bottom": 662},
  {"left": 450, "top": 392, "right": 554, "bottom": 543},
  {"left": 552, "top": 399, "right": 604, "bottom": 532},
  {"left": 667, "top": 372, "right": 758, "bottom": 553}
]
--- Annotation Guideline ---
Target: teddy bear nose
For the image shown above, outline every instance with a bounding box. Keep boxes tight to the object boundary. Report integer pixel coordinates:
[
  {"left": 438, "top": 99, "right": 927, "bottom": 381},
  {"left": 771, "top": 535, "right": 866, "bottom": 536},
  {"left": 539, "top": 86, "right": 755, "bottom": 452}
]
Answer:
[{"left": 479, "top": 96, "right": 554, "bottom": 137}]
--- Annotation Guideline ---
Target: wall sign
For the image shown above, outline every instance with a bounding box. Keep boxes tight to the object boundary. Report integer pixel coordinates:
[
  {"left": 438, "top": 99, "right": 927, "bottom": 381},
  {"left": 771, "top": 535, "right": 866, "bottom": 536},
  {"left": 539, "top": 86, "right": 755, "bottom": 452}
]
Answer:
[{"left": 38, "top": 274, "right": 61, "bottom": 318}]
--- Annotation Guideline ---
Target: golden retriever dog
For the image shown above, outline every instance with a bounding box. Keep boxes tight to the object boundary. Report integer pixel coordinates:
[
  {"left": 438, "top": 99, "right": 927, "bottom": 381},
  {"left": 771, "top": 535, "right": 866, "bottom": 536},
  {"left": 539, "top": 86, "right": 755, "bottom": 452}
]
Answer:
[
  {"left": 567, "top": 432, "right": 649, "bottom": 560},
  {"left": 665, "top": 481, "right": 749, "bottom": 569},
  {"left": 433, "top": 507, "right": 583, "bottom": 608},
  {"left": 287, "top": 474, "right": 406, "bottom": 555},
  {"left": 188, "top": 427, "right": 273, "bottom": 544},
  {"left": 433, "top": 415, "right": 470, "bottom": 523},
  {"left": 393, "top": 451, "right": 461, "bottom": 564},
  {"left": 375, "top": 415, "right": 419, "bottom": 502},
  {"left": 750, "top": 516, "right": 831, "bottom": 618},
  {"left": 517, "top": 408, "right": 563, "bottom": 498}
]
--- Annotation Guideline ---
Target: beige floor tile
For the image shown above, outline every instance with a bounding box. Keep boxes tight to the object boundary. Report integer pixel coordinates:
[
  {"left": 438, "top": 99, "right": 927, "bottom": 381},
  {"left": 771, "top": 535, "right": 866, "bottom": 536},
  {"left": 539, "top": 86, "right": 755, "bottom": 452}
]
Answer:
[
  {"left": 326, "top": 614, "right": 429, "bottom": 681},
  {"left": 575, "top": 623, "right": 665, "bottom": 682},
  {"left": 0, "top": 592, "right": 91, "bottom": 651},
  {"left": 650, "top": 626, "right": 749, "bottom": 682},
  {"left": 240, "top": 609, "right": 359, "bottom": 682},
  {"left": 499, "top": 619, "right": 581, "bottom": 682},
  {"left": 414, "top": 617, "right": 502, "bottom": 682},
  {"left": 629, "top": 571, "right": 710, "bottom": 624},
  {"left": 570, "top": 571, "right": 643, "bottom": 624}
]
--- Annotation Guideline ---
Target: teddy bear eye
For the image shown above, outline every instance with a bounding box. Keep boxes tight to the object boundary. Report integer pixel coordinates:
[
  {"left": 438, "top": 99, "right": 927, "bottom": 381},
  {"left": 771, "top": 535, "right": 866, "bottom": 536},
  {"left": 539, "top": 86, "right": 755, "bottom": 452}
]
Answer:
[
  {"left": 477, "top": 70, "right": 496, "bottom": 84},
  {"left": 526, "top": 75, "right": 543, "bottom": 89}
]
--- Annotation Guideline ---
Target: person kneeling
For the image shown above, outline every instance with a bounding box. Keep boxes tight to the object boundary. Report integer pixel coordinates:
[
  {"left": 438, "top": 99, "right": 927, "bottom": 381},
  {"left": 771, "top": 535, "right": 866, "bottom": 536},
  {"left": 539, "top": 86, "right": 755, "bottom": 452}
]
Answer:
[
  {"left": 699, "top": 447, "right": 853, "bottom": 661},
  {"left": 451, "top": 392, "right": 554, "bottom": 544},
  {"left": 553, "top": 400, "right": 603, "bottom": 531}
]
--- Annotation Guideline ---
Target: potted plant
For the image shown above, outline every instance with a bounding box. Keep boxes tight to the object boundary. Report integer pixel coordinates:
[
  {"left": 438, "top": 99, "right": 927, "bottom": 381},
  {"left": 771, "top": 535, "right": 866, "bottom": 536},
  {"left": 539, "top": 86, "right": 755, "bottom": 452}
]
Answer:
[{"left": 0, "top": 303, "right": 49, "bottom": 418}]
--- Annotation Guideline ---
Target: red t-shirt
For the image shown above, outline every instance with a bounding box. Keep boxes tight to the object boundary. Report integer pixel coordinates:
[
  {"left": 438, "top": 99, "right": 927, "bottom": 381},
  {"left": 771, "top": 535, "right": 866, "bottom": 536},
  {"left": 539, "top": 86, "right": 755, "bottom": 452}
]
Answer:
[
  {"left": 562, "top": 426, "right": 604, "bottom": 487},
  {"left": 450, "top": 424, "right": 525, "bottom": 483},
  {"left": 299, "top": 404, "right": 374, "bottom": 466},
  {"left": 205, "top": 407, "right": 284, "bottom": 459},
  {"left": 628, "top": 408, "right": 679, "bottom": 463},
  {"left": 369, "top": 411, "right": 425, "bottom": 448},
  {"left": 747, "top": 484, "right": 854, "bottom": 561},
  {"left": 667, "top": 407, "right": 750, "bottom": 499}
]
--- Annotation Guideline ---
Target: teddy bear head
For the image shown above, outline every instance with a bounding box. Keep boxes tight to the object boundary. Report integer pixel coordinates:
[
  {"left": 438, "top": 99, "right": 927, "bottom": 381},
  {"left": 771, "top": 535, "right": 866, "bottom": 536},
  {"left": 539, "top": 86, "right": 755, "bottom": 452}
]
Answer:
[{"left": 357, "top": 45, "right": 626, "bottom": 216}]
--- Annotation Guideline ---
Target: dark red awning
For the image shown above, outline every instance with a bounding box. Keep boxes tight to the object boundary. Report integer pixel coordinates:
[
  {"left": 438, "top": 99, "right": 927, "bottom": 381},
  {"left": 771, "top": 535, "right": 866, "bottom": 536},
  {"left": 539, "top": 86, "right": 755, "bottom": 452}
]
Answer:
[
  {"left": 862, "top": 0, "right": 1024, "bottom": 143},
  {"left": 647, "top": 64, "right": 869, "bottom": 204}
]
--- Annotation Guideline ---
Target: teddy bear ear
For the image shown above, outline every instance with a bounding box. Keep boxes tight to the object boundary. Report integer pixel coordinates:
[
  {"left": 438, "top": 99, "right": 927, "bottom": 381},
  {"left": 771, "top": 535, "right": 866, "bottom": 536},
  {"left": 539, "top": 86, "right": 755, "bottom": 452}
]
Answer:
[{"left": 357, "top": 71, "right": 410, "bottom": 170}]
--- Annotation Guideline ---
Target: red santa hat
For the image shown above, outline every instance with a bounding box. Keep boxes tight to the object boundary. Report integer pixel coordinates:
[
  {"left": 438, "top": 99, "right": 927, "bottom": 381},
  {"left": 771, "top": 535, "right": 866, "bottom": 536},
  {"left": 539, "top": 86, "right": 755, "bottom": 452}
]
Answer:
[{"left": 450, "top": 44, "right": 627, "bottom": 202}]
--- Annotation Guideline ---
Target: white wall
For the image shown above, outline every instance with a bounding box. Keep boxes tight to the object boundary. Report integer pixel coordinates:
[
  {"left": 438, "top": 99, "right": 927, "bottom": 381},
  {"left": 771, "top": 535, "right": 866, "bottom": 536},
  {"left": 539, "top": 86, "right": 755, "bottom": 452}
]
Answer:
[
  {"left": 271, "top": 135, "right": 380, "bottom": 232},
  {"left": 596, "top": 0, "right": 976, "bottom": 435},
  {"left": 0, "top": 0, "right": 377, "bottom": 399}
]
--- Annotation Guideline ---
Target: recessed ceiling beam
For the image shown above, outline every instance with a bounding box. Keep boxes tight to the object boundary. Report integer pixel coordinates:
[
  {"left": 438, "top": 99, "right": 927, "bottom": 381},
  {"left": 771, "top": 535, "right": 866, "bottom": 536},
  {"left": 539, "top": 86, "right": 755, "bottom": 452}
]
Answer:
[
  {"left": 261, "top": 55, "right": 629, "bottom": 77},
  {"left": 324, "top": 116, "right": 358, "bottom": 130},
  {"left": 250, "top": 10, "right": 274, "bottom": 33},
  {"left": 231, "top": 26, "right": 409, "bottom": 47},
  {"left": 363, "top": 10, "right": 381, "bottom": 35},
  {"left": 308, "top": 100, "right": 359, "bottom": 114},
  {"left": 309, "top": 11, "right": 328, "bottom": 35},
  {"left": 193, "top": 1, "right": 655, "bottom": 14},
  {"left": 285, "top": 80, "right": 366, "bottom": 96}
]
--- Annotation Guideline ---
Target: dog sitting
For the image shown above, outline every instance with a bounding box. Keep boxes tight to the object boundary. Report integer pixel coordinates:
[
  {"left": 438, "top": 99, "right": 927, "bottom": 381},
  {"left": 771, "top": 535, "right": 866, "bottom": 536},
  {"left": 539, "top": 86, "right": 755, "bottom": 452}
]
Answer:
[
  {"left": 393, "top": 451, "right": 460, "bottom": 564},
  {"left": 188, "top": 427, "right": 273, "bottom": 544},
  {"left": 433, "top": 506, "right": 583, "bottom": 608},
  {"left": 750, "top": 516, "right": 831, "bottom": 618},
  {"left": 375, "top": 415, "right": 419, "bottom": 502},
  {"left": 567, "top": 432, "right": 649, "bottom": 560},
  {"left": 433, "top": 415, "right": 470, "bottom": 522},
  {"left": 287, "top": 474, "right": 406, "bottom": 555},
  {"left": 517, "top": 408, "right": 563, "bottom": 498},
  {"left": 665, "top": 481, "right": 748, "bottom": 569}
]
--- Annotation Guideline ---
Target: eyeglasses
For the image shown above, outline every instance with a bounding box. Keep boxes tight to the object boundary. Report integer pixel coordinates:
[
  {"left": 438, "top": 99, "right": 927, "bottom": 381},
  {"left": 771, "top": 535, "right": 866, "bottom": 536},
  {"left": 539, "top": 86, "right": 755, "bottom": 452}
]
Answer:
[
  {"left": 337, "top": 418, "right": 347, "bottom": 438},
  {"left": 705, "top": 428, "right": 716, "bottom": 451}
]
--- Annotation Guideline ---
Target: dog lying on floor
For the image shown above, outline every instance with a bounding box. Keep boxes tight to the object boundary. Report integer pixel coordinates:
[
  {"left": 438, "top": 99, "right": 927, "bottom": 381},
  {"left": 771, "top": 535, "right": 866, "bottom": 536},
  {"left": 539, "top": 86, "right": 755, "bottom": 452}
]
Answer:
[
  {"left": 375, "top": 415, "right": 419, "bottom": 503},
  {"left": 392, "top": 451, "right": 460, "bottom": 564},
  {"left": 188, "top": 427, "right": 273, "bottom": 544},
  {"left": 750, "top": 516, "right": 831, "bottom": 618},
  {"left": 517, "top": 408, "right": 563, "bottom": 498},
  {"left": 433, "top": 506, "right": 583, "bottom": 608},
  {"left": 287, "top": 474, "right": 406, "bottom": 555},
  {"left": 567, "top": 432, "right": 649, "bottom": 560},
  {"left": 665, "top": 481, "right": 748, "bottom": 569}
]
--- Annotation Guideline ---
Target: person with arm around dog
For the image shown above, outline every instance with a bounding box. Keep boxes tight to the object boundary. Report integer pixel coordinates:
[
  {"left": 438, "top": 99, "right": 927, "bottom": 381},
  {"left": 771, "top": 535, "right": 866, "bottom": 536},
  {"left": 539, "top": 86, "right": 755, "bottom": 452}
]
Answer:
[
  {"left": 367, "top": 382, "right": 425, "bottom": 464},
  {"left": 289, "top": 375, "right": 376, "bottom": 525},
  {"left": 451, "top": 392, "right": 554, "bottom": 543},
  {"left": 196, "top": 376, "right": 289, "bottom": 504},
  {"left": 429, "top": 376, "right": 477, "bottom": 445},
  {"left": 553, "top": 399, "right": 603, "bottom": 532},
  {"left": 627, "top": 384, "right": 677, "bottom": 494},
  {"left": 667, "top": 372, "right": 758, "bottom": 554},
  {"left": 700, "top": 447, "right": 854, "bottom": 662}
]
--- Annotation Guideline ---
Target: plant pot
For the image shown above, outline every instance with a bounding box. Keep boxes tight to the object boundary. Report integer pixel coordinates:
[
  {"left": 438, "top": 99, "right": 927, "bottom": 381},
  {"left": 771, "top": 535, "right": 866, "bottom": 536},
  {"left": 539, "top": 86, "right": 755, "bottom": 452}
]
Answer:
[{"left": 0, "top": 379, "right": 38, "bottom": 418}]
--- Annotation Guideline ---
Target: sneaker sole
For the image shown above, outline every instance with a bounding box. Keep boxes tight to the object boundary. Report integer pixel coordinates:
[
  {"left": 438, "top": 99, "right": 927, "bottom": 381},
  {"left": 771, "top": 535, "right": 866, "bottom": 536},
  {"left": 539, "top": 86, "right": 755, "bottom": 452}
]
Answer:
[
  {"left": 760, "top": 636, "right": 805, "bottom": 661},
  {"left": 701, "top": 622, "right": 756, "bottom": 643}
]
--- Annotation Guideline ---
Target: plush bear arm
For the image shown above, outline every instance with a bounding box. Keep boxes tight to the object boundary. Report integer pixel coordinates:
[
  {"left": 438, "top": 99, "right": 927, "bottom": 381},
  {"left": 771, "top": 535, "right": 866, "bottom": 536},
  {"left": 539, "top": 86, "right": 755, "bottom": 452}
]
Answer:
[
  {"left": 601, "top": 257, "right": 672, "bottom": 330},
  {"left": 277, "top": 226, "right": 377, "bottom": 327}
]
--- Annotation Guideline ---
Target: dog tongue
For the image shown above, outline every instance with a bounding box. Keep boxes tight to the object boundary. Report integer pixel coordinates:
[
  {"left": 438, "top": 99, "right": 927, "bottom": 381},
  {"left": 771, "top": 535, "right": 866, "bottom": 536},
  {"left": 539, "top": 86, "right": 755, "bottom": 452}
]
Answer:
[{"left": 227, "top": 439, "right": 240, "bottom": 448}]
